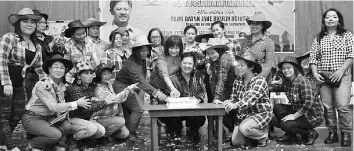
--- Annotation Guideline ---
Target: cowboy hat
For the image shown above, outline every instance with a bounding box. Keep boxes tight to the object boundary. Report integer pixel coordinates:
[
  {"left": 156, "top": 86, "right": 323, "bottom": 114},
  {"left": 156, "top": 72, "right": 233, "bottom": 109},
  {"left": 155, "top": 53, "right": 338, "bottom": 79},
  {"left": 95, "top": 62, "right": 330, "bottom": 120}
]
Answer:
[
  {"left": 32, "top": 9, "right": 48, "bottom": 20},
  {"left": 64, "top": 20, "right": 86, "bottom": 38},
  {"left": 278, "top": 55, "right": 301, "bottom": 70},
  {"left": 199, "top": 38, "right": 229, "bottom": 53},
  {"left": 93, "top": 63, "right": 115, "bottom": 82},
  {"left": 195, "top": 33, "right": 214, "bottom": 43},
  {"left": 8, "top": 8, "right": 41, "bottom": 26},
  {"left": 246, "top": 12, "right": 272, "bottom": 30},
  {"left": 296, "top": 51, "right": 310, "bottom": 63},
  {"left": 234, "top": 51, "right": 262, "bottom": 74},
  {"left": 83, "top": 18, "right": 106, "bottom": 28},
  {"left": 76, "top": 61, "right": 94, "bottom": 74},
  {"left": 43, "top": 54, "right": 73, "bottom": 74},
  {"left": 131, "top": 35, "right": 153, "bottom": 49}
]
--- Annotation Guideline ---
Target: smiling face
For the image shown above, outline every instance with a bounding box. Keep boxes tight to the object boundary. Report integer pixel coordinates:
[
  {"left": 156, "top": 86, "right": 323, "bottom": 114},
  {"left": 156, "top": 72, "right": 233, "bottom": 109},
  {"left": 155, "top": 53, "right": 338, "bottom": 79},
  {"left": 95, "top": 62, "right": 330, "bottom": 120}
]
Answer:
[
  {"left": 211, "top": 24, "right": 224, "bottom": 39},
  {"left": 113, "top": 33, "right": 123, "bottom": 47},
  {"left": 72, "top": 28, "right": 86, "bottom": 43},
  {"left": 122, "top": 31, "right": 129, "bottom": 45},
  {"left": 78, "top": 70, "right": 94, "bottom": 85},
  {"left": 180, "top": 56, "right": 194, "bottom": 74},
  {"left": 185, "top": 28, "right": 197, "bottom": 43},
  {"left": 20, "top": 19, "right": 37, "bottom": 36},
  {"left": 324, "top": 10, "right": 339, "bottom": 28},
  {"left": 49, "top": 61, "right": 66, "bottom": 80},
  {"left": 111, "top": 1, "right": 131, "bottom": 23},
  {"left": 100, "top": 69, "right": 113, "bottom": 83},
  {"left": 249, "top": 21, "right": 263, "bottom": 34},
  {"left": 168, "top": 45, "right": 180, "bottom": 57},
  {"left": 150, "top": 30, "right": 161, "bottom": 46},
  {"left": 88, "top": 26, "right": 100, "bottom": 38},
  {"left": 281, "top": 63, "right": 295, "bottom": 80},
  {"left": 36, "top": 17, "right": 47, "bottom": 33},
  {"left": 206, "top": 48, "right": 220, "bottom": 62},
  {"left": 235, "top": 59, "right": 252, "bottom": 77},
  {"left": 139, "top": 46, "right": 150, "bottom": 60}
]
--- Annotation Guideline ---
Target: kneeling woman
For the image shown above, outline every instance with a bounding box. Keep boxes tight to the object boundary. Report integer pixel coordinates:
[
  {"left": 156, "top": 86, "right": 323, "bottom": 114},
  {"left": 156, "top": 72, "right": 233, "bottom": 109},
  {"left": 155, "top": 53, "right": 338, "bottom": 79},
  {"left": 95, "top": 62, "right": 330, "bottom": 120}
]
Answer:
[
  {"left": 22, "top": 55, "right": 92, "bottom": 150},
  {"left": 224, "top": 51, "right": 273, "bottom": 147},
  {"left": 274, "top": 56, "right": 324, "bottom": 145}
]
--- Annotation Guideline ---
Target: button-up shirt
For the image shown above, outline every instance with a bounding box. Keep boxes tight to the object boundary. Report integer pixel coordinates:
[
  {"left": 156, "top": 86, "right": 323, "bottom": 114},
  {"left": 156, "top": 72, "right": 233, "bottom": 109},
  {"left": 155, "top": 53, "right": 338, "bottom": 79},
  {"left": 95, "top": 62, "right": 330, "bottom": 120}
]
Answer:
[
  {"left": 229, "top": 75, "right": 273, "bottom": 129},
  {"left": 86, "top": 36, "right": 109, "bottom": 66},
  {"left": 100, "top": 48, "right": 125, "bottom": 80},
  {"left": 0, "top": 32, "right": 46, "bottom": 86},
  {"left": 283, "top": 74, "right": 324, "bottom": 127},
  {"left": 309, "top": 31, "right": 354, "bottom": 74},
  {"left": 170, "top": 70, "right": 207, "bottom": 102},
  {"left": 100, "top": 21, "right": 145, "bottom": 45},
  {"left": 240, "top": 35, "right": 275, "bottom": 78}
]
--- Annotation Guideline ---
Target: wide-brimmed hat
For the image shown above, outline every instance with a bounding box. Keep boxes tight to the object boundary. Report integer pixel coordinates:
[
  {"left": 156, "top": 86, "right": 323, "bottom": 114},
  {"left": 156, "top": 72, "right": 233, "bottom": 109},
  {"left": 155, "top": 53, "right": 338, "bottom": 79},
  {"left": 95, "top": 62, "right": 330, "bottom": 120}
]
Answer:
[
  {"left": 8, "top": 8, "right": 41, "bottom": 26},
  {"left": 199, "top": 38, "right": 229, "bottom": 53},
  {"left": 64, "top": 20, "right": 86, "bottom": 38},
  {"left": 296, "top": 51, "right": 310, "bottom": 63},
  {"left": 83, "top": 18, "right": 106, "bottom": 28},
  {"left": 131, "top": 35, "right": 153, "bottom": 49},
  {"left": 32, "top": 9, "right": 48, "bottom": 20},
  {"left": 278, "top": 56, "right": 301, "bottom": 70},
  {"left": 246, "top": 12, "right": 272, "bottom": 30},
  {"left": 43, "top": 54, "right": 73, "bottom": 74},
  {"left": 195, "top": 33, "right": 214, "bottom": 43},
  {"left": 75, "top": 61, "right": 94, "bottom": 74},
  {"left": 234, "top": 51, "right": 262, "bottom": 74},
  {"left": 94, "top": 63, "right": 115, "bottom": 78}
]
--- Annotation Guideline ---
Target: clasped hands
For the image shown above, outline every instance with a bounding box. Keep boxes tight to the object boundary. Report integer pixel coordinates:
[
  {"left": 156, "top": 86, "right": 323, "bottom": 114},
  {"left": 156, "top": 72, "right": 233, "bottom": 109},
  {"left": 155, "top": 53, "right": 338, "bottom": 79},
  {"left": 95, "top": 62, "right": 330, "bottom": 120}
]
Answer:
[{"left": 213, "top": 99, "right": 237, "bottom": 113}]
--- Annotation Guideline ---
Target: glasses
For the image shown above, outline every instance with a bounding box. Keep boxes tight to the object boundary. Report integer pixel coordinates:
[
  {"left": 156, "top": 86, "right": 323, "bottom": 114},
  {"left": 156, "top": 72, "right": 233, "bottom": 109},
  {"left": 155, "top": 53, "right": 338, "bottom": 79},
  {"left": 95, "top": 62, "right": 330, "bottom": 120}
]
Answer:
[
  {"left": 151, "top": 36, "right": 161, "bottom": 39},
  {"left": 38, "top": 21, "right": 48, "bottom": 25}
]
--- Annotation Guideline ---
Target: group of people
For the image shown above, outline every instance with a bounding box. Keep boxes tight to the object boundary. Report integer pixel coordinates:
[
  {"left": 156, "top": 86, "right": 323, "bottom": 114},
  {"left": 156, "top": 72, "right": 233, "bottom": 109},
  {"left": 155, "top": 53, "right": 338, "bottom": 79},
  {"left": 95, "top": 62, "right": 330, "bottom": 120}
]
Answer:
[{"left": 0, "top": 0, "right": 352, "bottom": 150}]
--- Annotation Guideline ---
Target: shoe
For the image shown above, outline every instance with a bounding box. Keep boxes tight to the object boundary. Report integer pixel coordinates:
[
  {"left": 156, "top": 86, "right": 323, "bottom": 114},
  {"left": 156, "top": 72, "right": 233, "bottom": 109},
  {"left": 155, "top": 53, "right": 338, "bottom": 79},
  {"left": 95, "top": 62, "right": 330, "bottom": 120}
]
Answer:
[
  {"left": 341, "top": 132, "right": 351, "bottom": 147},
  {"left": 276, "top": 133, "right": 296, "bottom": 143},
  {"left": 128, "top": 132, "right": 143, "bottom": 143},
  {"left": 257, "top": 138, "right": 269, "bottom": 147},
  {"left": 303, "top": 130, "right": 319, "bottom": 145},
  {"left": 324, "top": 129, "right": 338, "bottom": 144}
]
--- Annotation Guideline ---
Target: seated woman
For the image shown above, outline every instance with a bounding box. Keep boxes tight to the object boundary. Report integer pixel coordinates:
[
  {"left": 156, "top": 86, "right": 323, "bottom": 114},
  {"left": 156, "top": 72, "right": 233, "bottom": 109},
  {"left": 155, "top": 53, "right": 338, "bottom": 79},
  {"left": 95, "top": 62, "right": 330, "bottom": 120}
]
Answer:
[
  {"left": 273, "top": 56, "right": 324, "bottom": 145},
  {"left": 223, "top": 51, "right": 272, "bottom": 147},
  {"left": 22, "top": 54, "right": 92, "bottom": 150},
  {"left": 169, "top": 52, "right": 207, "bottom": 142}
]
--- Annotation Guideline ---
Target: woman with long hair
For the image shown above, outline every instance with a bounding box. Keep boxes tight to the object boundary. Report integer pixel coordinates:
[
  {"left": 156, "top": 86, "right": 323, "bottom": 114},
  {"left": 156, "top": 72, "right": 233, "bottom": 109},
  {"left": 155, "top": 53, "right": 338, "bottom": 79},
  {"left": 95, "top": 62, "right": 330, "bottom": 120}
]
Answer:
[{"left": 309, "top": 8, "right": 353, "bottom": 147}]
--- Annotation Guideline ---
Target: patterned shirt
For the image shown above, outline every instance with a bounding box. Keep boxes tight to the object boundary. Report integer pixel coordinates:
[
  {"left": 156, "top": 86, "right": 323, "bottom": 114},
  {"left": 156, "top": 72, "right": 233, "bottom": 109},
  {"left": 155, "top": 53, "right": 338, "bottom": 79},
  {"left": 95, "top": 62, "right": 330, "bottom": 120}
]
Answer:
[
  {"left": 0, "top": 33, "right": 46, "bottom": 85},
  {"left": 86, "top": 36, "right": 109, "bottom": 66},
  {"left": 229, "top": 75, "right": 273, "bottom": 129},
  {"left": 101, "top": 48, "right": 125, "bottom": 80},
  {"left": 240, "top": 35, "right": 275, "bottom": 78},
  {"left": 64, "top": 38, "right": 95, "bottom": 83},
  {"left": 170, "top": 70, "right": 207, "bottom": 102},
  {"left": 283, "top": 74, "right": 324, "bottom": 127},
  {"left": 100, "top": 21, "right": 145, "bottom": 45},
  {"left": 65, "top": 84, "right": 107, "bottom": 120},
  {"left": 309, "top": 31, "right": 354, "bottom": 74}
]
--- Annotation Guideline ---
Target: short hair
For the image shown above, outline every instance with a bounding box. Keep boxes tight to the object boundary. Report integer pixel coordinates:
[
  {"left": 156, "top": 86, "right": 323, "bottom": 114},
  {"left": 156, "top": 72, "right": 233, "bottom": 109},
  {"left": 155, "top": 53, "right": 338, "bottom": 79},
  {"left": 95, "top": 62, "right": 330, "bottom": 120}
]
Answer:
[
  {"left": 280, "top": 62, "right": 302, "bottom": 76},
  {"left": 211, "top": 21, "right": 225, "bottom": 29},
  {"left": 183, "top": 25, "right": 197, "bottom": 35},
  {"left": 164, "top": 35, "right": 183, "bottom": 56},
  {"left": 110, "top": 0, "right": 132, "bottom": 10},
  {"left": 181, "top": 52, "right": 196, "bottom": 65},
  {"left": 147, "top": 28, "right": 165, "bottom": 46}
]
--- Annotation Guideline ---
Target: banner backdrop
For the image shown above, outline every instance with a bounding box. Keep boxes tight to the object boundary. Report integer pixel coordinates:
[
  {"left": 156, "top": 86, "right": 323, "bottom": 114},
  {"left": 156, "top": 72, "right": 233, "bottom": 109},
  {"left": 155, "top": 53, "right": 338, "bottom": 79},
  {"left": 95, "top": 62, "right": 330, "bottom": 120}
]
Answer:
[{"left": 99, "top": 0, "right": 295, "bottom": 52}]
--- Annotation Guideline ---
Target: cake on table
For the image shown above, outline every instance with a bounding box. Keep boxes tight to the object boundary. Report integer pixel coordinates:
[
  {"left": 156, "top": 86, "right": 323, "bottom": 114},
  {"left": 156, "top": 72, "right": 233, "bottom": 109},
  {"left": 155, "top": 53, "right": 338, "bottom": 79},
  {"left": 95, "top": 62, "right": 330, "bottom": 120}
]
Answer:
[{"left": 165, "top": 97, "right": 199, "bottom": 109}]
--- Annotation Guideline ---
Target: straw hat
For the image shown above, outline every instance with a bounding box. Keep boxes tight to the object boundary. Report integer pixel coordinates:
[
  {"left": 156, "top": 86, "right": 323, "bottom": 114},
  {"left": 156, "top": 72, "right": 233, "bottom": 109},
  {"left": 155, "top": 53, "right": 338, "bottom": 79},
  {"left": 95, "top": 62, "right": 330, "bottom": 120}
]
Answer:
[
  {"left": 131, "top": 35, "right": 153, "bottom": 49},
  {"left": 246, "top": 12, "right": 272, "bottom": 30},
  {"left": 8, "top": 8, "right": 41, "bottom": 26},
  {"left": 234, "top": 51, "right": 262, "bottom": 74},
  {"left": 195, "top": 33, "right": 214, "bottom": 43},
  {"left": 64, "top": 20, "right": 86, "bottom": 38},
  {"left": 83, "top": 18, "right": 106, "bottom": 28},
  {"left": 32, "top": 9, "right": 48, "bottom": 20},
  {"left": 278, "top": 56, "right": 301, "bottom": 70},
  {"left": 199, "top": 38, "right": 229, "bottom": 53},
  {"left": 43, "top": 54, "right": 73, "bottom": 74}
]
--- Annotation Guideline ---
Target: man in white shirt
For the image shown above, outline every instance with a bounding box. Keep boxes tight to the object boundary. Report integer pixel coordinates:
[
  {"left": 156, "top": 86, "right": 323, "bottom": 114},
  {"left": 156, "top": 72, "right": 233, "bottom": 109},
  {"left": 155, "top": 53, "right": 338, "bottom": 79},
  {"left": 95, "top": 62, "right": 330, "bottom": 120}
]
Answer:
[{"left": 100, "top": 0, "right": 145, "bottom": 44}]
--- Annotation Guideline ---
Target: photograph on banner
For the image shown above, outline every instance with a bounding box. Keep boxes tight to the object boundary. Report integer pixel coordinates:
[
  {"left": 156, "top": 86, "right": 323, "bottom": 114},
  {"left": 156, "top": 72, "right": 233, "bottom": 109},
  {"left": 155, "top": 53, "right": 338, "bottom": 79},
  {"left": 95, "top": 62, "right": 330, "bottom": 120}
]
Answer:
[{"left": 99, "top": 0, "right": 294, "bottom": 52}]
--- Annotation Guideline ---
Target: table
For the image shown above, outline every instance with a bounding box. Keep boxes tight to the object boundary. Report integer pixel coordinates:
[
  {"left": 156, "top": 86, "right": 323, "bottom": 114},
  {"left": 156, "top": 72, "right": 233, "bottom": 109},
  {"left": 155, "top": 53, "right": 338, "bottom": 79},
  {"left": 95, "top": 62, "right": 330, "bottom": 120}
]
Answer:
[{"left": 145, "top": 103, "right": 225, "bottom": 151}]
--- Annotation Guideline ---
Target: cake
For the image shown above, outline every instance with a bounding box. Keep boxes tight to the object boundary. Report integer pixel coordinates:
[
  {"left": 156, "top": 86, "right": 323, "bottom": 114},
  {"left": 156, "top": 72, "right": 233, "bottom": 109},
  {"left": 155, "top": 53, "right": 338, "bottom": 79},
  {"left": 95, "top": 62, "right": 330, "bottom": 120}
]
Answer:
[{"left": 165, "top": 97, "right": 199, "bottom": 109}]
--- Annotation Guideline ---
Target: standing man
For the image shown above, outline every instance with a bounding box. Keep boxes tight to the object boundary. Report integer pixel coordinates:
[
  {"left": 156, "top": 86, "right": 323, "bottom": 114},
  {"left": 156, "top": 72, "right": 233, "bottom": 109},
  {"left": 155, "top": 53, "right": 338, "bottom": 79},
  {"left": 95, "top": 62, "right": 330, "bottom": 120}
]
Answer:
[{"left": 101, "top": 0, "right": 145, "bottom": 44}]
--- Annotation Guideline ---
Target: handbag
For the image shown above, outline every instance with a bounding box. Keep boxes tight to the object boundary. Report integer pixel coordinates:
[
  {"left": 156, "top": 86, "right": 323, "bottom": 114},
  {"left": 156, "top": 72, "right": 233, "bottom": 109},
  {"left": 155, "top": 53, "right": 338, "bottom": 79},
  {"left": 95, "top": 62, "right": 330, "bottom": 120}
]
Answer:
[{"left": 320, "top": 71, "right": 341, "bottom": 87}]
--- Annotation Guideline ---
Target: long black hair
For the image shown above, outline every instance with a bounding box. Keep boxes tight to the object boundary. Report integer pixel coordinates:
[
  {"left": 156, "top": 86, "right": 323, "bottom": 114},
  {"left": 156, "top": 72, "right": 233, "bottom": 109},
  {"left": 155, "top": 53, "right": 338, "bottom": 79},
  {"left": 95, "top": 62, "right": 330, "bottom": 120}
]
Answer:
[{"left": 317, "top": 8, "right": 347, "bottom": 44}]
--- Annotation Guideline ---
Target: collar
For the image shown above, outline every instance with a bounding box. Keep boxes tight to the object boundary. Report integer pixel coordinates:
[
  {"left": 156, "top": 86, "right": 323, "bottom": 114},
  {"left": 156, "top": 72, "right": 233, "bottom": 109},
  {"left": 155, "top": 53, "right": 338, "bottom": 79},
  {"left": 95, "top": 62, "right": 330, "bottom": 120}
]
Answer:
[
  {"left": 111, "top": 21, "right": 134, "bottom": 33},
  {"left": 68, "top": 38, "right": 87, "bottom": 46},
  {"left": 108, "top": 47, "right": 125, "bottom": 56},
  {"left": 87, "top": 36, "right": 101, "bottom": 44}
]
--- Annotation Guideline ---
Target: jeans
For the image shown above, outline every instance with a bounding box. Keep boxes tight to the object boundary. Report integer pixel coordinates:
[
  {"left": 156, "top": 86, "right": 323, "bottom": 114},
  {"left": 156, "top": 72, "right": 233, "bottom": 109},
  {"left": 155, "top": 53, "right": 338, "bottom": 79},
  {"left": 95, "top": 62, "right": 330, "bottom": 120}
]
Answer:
[
  {"left": 0, "top": 85, "right": 26, "bottom": 150},
  {"left": 93, "top": 116, "right": 129, "bottom": 139},
  {"left": 112, "top": 80, "right": 144, "bottom": 133},
  {"left": 61, "top": 118, "right": 97, "bottom": 140},
  {"left": 320, "top": 74, "right": 352, "bottom": 132},
  {"left": 24, "top": 72, "right": 39, "bottom": 102},
  {"left": 231, "top": 117, "right": 268, "bottom": 146},
  {"left": 22, "top": 113, "right": 63, "bottom": 149}
]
